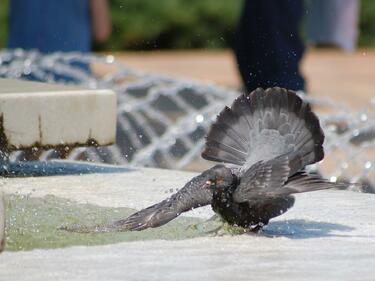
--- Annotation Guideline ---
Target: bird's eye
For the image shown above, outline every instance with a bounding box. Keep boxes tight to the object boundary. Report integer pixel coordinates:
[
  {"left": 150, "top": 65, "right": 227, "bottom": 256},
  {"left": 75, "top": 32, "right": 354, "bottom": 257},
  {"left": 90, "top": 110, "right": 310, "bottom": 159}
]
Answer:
[{"left": 204, "top": 180, "right": 215, "bottom": 187}]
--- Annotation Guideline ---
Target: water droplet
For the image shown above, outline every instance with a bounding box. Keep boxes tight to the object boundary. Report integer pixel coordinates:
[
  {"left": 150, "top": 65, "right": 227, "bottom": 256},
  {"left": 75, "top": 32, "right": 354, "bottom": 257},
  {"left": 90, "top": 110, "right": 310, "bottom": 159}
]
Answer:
[
  {"left": 360, "top": 113, "right": 368, "bottom": 121},
  {"left": 364, "top": 161, "right": 372, "bottom": 169},
  {"left": 195, "top": 114, "right": 204, "bottom": 123},
  {"left": 105, "top": 55, "right": 115, "bottom": 64},
  {"left": 341, "top": 162, "right": 349, "bottom": 169},
  {"left": 330, "top": 176, "right": 337, "bottom": 183}
]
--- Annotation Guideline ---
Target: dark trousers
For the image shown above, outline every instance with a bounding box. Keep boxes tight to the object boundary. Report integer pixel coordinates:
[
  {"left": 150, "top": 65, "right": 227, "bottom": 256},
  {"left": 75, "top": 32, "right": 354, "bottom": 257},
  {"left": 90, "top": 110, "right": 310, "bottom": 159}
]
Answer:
[{"left": 234, "top": 0, "right": 305, "bottom": 92}]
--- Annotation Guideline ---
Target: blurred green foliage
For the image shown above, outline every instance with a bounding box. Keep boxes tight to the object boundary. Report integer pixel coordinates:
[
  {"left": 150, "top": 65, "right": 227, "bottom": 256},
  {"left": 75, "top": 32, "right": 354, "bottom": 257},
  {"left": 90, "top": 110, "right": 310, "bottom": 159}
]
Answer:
[
  {"left": 105, "top": 0, "right": 242, "bottom": 50},
  {"left": 358, "top": 0, "right": 375, "bottom": 46},
  {"left": 0, "top": 0, "right": 374, "bottom": 50},
  {"left": 0, "top": 0, "right": 9, "bottom": 48}
]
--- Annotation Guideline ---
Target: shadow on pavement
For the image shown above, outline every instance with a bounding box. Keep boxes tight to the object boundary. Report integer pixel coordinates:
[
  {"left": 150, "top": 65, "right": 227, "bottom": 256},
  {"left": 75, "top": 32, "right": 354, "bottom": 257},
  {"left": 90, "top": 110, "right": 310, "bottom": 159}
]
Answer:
[{"left": 264, "top": 219, "right": 355, "bottom": 239}]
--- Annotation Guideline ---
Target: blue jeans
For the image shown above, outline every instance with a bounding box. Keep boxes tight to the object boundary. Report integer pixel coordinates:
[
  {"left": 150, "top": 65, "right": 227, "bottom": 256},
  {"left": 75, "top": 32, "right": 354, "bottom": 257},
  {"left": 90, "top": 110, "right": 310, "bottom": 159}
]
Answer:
[{"left": 234, "top": 0, "right": 305, "bottom": 92}]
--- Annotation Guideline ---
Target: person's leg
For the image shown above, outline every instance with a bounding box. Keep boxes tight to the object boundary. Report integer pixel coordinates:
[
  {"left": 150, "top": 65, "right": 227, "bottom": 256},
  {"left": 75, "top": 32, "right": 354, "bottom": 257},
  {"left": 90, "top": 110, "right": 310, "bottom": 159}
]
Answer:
[{"left": 234, "top": 0, "right": 305, "bottom": 92}]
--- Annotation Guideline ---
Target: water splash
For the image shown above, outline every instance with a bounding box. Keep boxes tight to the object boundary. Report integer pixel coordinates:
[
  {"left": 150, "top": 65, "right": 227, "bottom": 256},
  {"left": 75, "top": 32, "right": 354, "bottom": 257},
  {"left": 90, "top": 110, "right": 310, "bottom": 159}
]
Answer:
[
  {"left": 4, "top": 194, "right": 215, "bottom": 251},
  {"left": 0, "top": 49, "right": 374, "bottom": 192}
]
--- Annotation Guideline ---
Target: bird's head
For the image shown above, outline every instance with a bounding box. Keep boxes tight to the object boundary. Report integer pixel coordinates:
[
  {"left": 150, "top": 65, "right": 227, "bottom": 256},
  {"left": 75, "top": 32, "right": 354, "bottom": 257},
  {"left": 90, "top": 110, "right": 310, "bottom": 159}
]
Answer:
[{"left": 202, "top": 164, "right": 236, "bottom": 190}]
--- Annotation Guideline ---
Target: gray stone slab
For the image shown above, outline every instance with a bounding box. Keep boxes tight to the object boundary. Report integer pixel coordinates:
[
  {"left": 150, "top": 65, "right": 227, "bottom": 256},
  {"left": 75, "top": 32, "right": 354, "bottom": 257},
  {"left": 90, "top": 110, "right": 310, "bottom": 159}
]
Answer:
[{"left": 1, "top": 168, "right": 375, "bottom": 281}]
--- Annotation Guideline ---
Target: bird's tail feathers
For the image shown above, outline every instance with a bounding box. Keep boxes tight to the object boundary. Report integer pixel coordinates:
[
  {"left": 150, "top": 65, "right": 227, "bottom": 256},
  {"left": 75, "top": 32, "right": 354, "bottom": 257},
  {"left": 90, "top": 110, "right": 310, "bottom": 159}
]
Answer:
[
  {"left": 202, "top": 87, "right": 324, "bottom": 174},
  {"left": 268, "top": 172, "right": 349, "bottom": 196}
]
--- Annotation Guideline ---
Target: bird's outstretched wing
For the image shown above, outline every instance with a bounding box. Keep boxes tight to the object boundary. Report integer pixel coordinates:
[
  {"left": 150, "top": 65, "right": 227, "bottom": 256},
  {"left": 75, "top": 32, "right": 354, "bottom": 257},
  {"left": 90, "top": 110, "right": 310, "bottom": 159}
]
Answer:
[
  {"left": 111, "top": 174, "right": 213, "bottom": 231},
  {"left": 233, "top": 155, "right": 346, "bottom": 203}
]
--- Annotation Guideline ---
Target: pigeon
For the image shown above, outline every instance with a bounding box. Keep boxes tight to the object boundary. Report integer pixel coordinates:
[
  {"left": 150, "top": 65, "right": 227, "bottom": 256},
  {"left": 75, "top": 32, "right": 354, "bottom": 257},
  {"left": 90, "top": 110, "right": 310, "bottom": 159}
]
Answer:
[{"left": 112, "top": 87, "right": 344, "bottom": 232}]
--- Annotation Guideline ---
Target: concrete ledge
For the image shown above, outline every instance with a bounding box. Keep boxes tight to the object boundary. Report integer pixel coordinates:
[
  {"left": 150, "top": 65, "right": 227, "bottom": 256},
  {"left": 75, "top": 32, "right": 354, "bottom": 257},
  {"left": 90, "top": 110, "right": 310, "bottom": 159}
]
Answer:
[
  {"left": 1, "top": 167, "right": 375, "bottom": 280},
  {"left": 0, "top": 78, "right": 116, "bottom": 150},
  {"left": 1, "top": 237, "right": 374, "bottom": 281}
]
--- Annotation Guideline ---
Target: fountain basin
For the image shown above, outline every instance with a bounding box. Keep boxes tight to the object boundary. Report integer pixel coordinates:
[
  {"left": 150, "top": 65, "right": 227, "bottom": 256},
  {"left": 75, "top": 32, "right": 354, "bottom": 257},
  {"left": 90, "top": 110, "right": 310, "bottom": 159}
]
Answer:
[{"left": 1, "top": 167, "right": 375, "bottom": 280}]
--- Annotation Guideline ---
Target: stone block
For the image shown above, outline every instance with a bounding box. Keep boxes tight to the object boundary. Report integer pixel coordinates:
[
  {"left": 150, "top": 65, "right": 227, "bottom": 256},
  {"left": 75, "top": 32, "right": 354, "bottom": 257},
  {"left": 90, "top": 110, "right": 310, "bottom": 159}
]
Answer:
[{"left": 0, "top": 78, "right": 116, "bottom": 151}]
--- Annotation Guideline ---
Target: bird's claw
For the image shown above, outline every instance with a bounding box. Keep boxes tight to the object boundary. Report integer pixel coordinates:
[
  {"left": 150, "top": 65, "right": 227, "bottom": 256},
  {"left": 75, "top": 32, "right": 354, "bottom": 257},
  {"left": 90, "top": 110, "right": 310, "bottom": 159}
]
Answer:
[
  {"left": 206, "top": 222, "right": 251, "bottom": 236},
  {"left": 205, "top": 222, "right": 273, "bottom": 237},
  {"left": 185, "top": 214, "right": 222, "bottom": 231}
]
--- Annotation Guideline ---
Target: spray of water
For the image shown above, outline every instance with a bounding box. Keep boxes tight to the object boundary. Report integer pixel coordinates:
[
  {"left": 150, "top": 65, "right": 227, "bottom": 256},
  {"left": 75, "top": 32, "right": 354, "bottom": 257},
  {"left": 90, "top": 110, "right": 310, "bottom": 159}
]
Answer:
[{"left": 0, "top": 49, "right": 374, "bottom": 192}]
